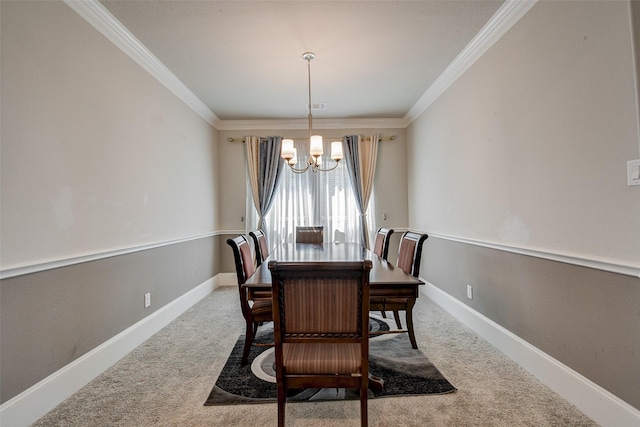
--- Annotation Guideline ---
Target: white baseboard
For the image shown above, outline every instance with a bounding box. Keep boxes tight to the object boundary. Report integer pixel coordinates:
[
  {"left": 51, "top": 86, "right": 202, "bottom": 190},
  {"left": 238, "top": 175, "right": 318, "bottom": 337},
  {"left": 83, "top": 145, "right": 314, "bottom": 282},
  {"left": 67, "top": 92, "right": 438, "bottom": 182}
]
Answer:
[
  {"left": 0, "top": 275, "right": 221, "bottom": 427},
  {"left": 424, "top": 282, "right": 640, "bottom": 427}
]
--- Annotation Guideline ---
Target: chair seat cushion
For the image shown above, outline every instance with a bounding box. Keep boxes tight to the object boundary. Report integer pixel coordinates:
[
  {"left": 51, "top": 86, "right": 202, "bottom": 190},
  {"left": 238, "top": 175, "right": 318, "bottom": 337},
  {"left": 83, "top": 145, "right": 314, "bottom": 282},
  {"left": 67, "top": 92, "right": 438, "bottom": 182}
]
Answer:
[
  {"left": 283, "top": 343, "right": 361, "bottom": 374},
  {"left": 251, "top": 299, "right": 273, "bottom": 321}
]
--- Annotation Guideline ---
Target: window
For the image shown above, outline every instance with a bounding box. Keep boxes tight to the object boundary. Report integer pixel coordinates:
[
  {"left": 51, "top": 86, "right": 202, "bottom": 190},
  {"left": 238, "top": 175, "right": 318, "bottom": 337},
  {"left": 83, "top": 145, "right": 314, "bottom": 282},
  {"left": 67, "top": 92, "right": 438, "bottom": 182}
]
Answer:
[{"left": 248, "top": 140, "right": 374, "bottom": 246}]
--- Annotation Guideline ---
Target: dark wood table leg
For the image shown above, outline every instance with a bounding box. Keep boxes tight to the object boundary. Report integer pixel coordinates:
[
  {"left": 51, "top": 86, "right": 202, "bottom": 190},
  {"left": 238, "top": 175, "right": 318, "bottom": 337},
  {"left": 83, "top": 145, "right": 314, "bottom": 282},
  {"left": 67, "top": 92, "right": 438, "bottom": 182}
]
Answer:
[{"left": 406, "top": 299, "right": 418, "bottom": 349}]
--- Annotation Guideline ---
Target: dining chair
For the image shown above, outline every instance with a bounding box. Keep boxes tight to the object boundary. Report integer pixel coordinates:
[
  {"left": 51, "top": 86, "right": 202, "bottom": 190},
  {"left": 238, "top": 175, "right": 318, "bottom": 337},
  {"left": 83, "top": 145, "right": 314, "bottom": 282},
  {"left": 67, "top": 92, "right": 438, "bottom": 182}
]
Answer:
[
  {"left": 370, "top": 231, "right": 427, "bottom": 349},
  {"left": 268, "top": 259, "right": 372, "bottom": 427},
  {"left": 372, "top": 227, "right": 394, "bottom": 261},
  {"left": 226, "top": 235, "right": 273, "bottom": 365},
  {"left": 372, "top": 227, "right": 394, "bottom": 319},
  {"left": 295, "top": 225, "right": 324, "bottom": 243},
  {"left": 249, "top": 229, "right": 270, "bottom": 267}
]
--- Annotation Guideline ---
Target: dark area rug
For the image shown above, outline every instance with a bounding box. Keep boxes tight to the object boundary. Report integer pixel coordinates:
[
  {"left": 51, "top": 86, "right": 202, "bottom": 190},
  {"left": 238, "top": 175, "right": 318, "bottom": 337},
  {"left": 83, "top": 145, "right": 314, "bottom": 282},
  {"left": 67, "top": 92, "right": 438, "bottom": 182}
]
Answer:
[{"left": 205, "top": 318, "right": 456, "bottom": 405}]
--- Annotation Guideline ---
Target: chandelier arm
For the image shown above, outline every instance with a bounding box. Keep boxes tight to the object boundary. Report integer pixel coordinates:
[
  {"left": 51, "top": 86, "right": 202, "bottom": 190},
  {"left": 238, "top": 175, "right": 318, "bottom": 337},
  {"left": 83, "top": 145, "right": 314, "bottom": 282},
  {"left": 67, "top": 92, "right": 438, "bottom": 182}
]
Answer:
[
  {"left": 312, "top": 159, "right": 341, "bottom": 172},
  {"left": 287, "top": 162, "right": 311, "bottom": 174}
]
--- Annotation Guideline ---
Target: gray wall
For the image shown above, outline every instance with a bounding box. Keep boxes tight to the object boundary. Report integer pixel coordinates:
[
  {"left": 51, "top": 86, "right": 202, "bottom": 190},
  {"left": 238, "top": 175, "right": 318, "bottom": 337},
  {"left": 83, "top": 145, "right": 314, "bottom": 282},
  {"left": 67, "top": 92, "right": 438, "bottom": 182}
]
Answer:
[
  {"left": 633, "top": 0, "right": 640, "bottom": 126},
  {"left": 1, "top": 1, "right": 219, "bottom": 267},
  {"left": 407, "top": 1, "right": 640, "bottom": 409},
  {"left": 1, "top": 236, "right": 218, "bottom": 403},
  {"left": 0, "top": 1, "right": 219, "bottom": 403},
  {"left": 423, "top": 237, "right": 640, "bottom": 408}
]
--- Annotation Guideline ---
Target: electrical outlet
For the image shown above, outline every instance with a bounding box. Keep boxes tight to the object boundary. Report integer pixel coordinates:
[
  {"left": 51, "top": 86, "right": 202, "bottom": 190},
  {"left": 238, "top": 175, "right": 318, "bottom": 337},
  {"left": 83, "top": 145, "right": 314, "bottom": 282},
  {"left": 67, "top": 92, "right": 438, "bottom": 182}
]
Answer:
[
  {"left": 466, "top": 285, "right": 473, "bottom": 300},
  {"left": 144, "top": 293, "right": 151, "bottom": 308},
  {"left": 628, "top": 159, "right": 640, "bottom": 186}
]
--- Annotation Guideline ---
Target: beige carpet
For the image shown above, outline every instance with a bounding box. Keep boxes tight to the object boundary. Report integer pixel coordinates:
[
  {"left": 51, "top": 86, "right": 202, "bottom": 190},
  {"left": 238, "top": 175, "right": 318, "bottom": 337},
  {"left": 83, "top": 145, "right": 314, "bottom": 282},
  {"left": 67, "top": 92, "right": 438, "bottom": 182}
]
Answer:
[{"left": 33, "top": 286, "right": 597, "bottom": 426}]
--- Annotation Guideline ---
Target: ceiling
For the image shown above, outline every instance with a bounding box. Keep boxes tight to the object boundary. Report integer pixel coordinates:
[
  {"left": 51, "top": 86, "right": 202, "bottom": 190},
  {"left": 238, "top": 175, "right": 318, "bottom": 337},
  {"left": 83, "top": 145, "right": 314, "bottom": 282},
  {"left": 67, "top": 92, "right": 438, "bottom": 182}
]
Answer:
[{"left": 99, "top": 0, "right": 505, "bottom": 124}]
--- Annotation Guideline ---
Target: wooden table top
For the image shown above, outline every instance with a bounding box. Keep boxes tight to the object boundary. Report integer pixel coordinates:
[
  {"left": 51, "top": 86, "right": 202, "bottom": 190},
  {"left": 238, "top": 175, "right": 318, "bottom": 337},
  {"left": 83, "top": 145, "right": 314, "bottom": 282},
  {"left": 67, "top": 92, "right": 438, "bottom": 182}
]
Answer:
[{"left": 243, "top": 242, "right": 424, "bottom": 288}]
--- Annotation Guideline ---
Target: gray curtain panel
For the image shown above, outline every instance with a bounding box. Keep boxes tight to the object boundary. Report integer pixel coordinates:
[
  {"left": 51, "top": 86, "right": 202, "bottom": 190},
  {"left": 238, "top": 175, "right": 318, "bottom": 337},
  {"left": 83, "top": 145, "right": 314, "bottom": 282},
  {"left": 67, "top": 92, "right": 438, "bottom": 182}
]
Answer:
[
  {"left": 246, "top": 136, "right": 284, "bottom": 230},
  {"left": 344, "top": 134, "right": 379, "bottom": 248},
  {"left": 343, "top": 135, "right": 367, "bottom": 247}
]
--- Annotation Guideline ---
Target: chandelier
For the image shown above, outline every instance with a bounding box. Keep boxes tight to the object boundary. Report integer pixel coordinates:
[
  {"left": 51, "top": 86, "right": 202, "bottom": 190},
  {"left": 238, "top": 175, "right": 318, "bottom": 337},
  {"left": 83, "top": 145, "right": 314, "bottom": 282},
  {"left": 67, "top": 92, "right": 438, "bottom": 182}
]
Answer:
[{"left": 280, "top": 52, "right": 343, "bottom": 173}]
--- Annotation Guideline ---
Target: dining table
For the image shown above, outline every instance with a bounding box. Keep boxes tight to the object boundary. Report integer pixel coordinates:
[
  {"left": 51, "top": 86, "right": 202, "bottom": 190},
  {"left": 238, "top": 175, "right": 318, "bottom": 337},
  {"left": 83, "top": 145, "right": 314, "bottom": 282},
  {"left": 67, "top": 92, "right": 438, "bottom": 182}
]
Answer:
[
  {"left": 245, "top": 241, "right": 423, "bottom": 293},
  {"left": 243, "top": 242, "right": 424, "bottom": 339},
  {"left": 243, "top": 241, "right": 424, "bottom": 392}
]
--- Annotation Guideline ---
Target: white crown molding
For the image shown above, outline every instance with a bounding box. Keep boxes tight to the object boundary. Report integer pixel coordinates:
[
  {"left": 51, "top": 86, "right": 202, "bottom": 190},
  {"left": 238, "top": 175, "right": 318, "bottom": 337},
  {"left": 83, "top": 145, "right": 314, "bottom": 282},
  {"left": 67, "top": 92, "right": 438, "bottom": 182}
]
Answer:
[
  {"left": 66, "top": 0, "right": 536, "bottom": 132},
  {"left": 404, "top": 0, "right": 538, "bottom": 125},
  {"left": 64, "top": 0, "right": 404, "bottom": 132},
  {"left": 423, "top": 231, "right": 640, "bottom": 279},
  {"left": 215, "top": 117, "right": 407, "bottom": 131},
  {"left": 424, "top": 283, "right": 640, "bottom": 427},
  {"left": 63, "top": 0, "right": 220, "bottom": 127}
]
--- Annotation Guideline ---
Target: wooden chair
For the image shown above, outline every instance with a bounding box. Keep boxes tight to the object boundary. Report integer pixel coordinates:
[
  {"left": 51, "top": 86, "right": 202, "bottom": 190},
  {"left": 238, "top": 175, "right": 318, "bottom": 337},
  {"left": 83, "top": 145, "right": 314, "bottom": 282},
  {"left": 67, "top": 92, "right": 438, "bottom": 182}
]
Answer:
[
  {"left": 268, "top": 260, "right": 372, "bottom": 427},
  {"left": 249, "top": 229, "right": 270, "bottom": 267},
  {"left": 295, "top": 225, "right": 324, "bottom": 243},
  {"left": 372, "top": 227, "right": 394, "bottom": 261},
  {"left": 372, "top": 227, "right": 394, "bottom": 319},
  {"left": 226, "top": 235, "right": 273, "bottom": 365},
  {"left": 370, "top": 231, "right": 427, "bottom": 349}
]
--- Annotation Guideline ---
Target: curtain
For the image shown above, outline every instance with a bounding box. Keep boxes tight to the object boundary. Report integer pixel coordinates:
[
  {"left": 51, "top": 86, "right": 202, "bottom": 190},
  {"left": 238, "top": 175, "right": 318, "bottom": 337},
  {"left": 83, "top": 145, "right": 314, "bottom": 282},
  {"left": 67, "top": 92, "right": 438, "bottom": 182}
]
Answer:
[
  {"left": 245, "top": 136, "right": 284, "bottom": 231},
  {"left": 343, "top": 134, "right": 379, "bottom": 248},
  {"left": 263, "top": 138, "right": 362, "bottom": 245}
]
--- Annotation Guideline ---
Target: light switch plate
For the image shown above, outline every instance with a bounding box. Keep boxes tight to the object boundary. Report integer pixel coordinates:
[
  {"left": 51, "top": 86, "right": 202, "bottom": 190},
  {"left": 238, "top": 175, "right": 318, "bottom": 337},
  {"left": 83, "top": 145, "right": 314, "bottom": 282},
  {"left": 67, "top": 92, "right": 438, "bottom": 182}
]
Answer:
[{"left": 628, "top": 159, "right": 640, "bottom": 186}]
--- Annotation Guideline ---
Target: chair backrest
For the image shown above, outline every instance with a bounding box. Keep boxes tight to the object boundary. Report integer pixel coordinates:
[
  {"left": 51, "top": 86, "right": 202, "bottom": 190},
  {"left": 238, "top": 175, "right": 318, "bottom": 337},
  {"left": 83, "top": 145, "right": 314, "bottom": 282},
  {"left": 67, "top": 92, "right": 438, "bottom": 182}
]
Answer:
[
  {"left": 372, "top": 227, "right": 394, "bottom": 260},
  {"left": 269, "top": 260, "right": 372, "bottom": 342},
  {"left": 227, "top": 235, "right": 255, "bottom": 285},
  {"left": 226, "top": 235, "right": 256, "bottom": 316},
  {"left": 396, "top": 231, "right": 428, "bottom": 277},
  {"left": 295, "top": 226, "right": 324, "bottom": 243},
  {"left": 333, "top": 229, "right": 346, "bottom": 243},
  {"left": 269, "top": 259, "right": 372, "bottom": 426},
  {"left": 249, "top": 229, "right": 270, "bottom": 266}
]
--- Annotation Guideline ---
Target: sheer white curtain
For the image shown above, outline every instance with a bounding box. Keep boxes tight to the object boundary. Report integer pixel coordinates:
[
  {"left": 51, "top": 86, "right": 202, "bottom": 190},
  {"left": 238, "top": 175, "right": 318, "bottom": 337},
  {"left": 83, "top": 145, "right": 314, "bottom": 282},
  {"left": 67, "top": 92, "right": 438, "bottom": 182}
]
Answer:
[{"left": 262, "top": 138, "right": 373, "bottom": 245}]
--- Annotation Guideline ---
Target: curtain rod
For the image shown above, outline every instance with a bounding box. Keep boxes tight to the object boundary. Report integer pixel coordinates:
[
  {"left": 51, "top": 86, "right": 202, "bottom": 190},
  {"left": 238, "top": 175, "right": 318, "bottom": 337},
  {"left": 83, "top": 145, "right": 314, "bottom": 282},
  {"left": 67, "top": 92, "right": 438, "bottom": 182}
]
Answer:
[{"left": 228, "top": 135, "right": 396, "bottom": 143}]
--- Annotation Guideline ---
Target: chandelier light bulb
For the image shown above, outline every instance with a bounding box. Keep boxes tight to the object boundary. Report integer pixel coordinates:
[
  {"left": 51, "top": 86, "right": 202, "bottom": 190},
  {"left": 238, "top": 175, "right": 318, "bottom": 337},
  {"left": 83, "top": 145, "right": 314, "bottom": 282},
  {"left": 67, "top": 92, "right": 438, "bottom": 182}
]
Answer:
[
  {"left": 331, "top": 141, "right": 343, "bottom": 161},
  {"left": 281, "top": 138, "right": 295, "bottom": 160},
  {"left": 310, "top": 135, "right": 323, "bottom": 157}
]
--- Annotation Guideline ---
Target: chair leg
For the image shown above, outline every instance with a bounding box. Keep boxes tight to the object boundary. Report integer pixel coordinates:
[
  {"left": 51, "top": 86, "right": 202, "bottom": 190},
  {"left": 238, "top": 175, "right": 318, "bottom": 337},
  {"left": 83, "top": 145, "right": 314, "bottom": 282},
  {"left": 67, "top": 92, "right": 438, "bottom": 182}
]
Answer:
[
  {"left": 377, "top": 299, "right": 387, "bottom": 319},
  {"left": 406, "top": 301, "right": 418, "bottom": 349},
  {"left": 241, "top": 320, "right": 254, "bottom": 365},
  {"left": 277, "top": 384, "right": 286, "bottom": 427},
  {"left": 360, "top": 383, "right": 368, "bottom": 427},
  {"left": 393, "top": 310, "right": 402, "bottom": 329}
]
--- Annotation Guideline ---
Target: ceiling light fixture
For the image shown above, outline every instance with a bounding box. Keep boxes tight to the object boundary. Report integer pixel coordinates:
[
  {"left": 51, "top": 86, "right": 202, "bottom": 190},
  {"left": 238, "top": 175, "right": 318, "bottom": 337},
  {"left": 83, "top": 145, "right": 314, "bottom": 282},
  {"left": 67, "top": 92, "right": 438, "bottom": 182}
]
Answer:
[{"left": 280, "top": 52, "right": 343, "bottom": 173}]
